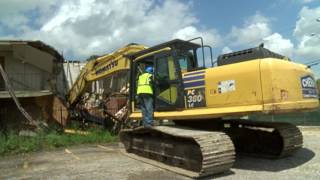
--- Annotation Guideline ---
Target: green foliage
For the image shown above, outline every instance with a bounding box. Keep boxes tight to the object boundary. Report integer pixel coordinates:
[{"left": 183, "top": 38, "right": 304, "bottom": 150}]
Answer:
[
  {"left": 86, "top": 55, "right": 99, "bottom": 61},
  {"left": 0, "top": 128, "right": 117, "bottom": 156},
  {"left": 317, "top": 79, "right": 320, "bottom": 91},
  {"left": 0, "top": 132, "right": 40, "bottom": 155}
]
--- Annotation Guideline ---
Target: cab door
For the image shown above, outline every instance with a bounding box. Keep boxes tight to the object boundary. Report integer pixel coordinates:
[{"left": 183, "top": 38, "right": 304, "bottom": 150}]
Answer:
[{"left": 154, "top": 53, "right": 184, "bottom": 111}]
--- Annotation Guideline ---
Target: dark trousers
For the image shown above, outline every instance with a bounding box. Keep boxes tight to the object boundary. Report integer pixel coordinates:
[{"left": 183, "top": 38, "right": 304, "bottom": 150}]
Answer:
[{"left": 138, "top": 94, "right": 153, "bottom": 127}]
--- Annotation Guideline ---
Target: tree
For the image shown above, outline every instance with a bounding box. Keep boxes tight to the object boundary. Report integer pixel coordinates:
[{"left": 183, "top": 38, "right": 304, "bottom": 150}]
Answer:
[
  {"left": 86, "top": 55, "right": 99, "bottom": 61},
  {"left": 317, "top": 79, "right": 320, "bottom": 92}
]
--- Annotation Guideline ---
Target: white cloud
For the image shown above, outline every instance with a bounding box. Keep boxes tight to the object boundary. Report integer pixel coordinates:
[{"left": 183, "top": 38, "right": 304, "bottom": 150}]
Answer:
[
  {"left": 294, "top": 6, "right": 320, "bottom": 59},
  {"left": 295, "top": 34, "right": 320, "bottom": 59},
  {"left": 172, "top": 26, "right": 221, "bottom": 46},
  {"left": 221, "top": 46, "right": 233, "bottom": 54},
  {"left": 0, "top": 0, "right": 219, "bottom": 59},
  {"left": 292, "top": 0, "right": 316, "bottom": 3},
  {"left": 245, "top": 12, "right": 270, "bottom": 25},
  {"left": 263, "top": 33, "right": 294, "bottom": 57},
  {"left": 229, "top": 12, "right": 272, "bottom": 46},
  {"left": 302, "top": 0, "right": 316, "bottom": 3},
  {"left": 227, "top": 12, "right": 294, "bottom": 58},
  {"left": 0, "top": 0, "right": 59, "bottom": 30}
]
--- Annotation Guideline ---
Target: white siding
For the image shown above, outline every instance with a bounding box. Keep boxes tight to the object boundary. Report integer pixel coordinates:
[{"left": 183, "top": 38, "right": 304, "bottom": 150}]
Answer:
[{"left": 63, "top": 61, "right": 86, "bottom": 90}]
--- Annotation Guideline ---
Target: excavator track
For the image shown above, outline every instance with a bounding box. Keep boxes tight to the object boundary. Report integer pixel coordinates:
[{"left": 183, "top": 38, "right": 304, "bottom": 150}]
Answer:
[
  {"left": 223, "top": 120, "right": 303, "bottom": 158},
  {"left": 120, "top": 126, "right": 235, "bottom": 178}
]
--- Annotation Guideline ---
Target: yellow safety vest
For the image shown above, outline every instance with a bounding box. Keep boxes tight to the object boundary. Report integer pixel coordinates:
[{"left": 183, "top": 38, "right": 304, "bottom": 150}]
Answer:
[{"left": 137, "top": 73, "right": 153, "bottom": 95}]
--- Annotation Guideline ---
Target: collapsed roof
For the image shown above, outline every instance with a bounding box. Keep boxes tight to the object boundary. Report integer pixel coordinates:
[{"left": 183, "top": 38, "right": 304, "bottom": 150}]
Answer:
[{"left": 0, "top": 40, "right": 64, "bottom": 62}]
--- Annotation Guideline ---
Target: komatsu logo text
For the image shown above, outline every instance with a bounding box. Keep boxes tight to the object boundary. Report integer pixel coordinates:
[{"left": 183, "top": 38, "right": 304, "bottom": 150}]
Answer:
[{"left": 95, "top": 60, "right": 118, "bottom": 75}]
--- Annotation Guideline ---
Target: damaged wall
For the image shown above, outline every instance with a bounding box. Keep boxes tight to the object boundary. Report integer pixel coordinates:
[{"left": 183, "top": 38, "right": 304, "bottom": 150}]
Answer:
[
  {"left": 0, "top": 96, "right": 68, "bottom": 131},
  {"left": 0, "top": 41, "right": 64, "bottom": 94},
  {"left": 0, "top": 41, "right": 69, "bottom": 131},
  {"left": 4, "top": 53, "right": 50, "bottom": 91}
]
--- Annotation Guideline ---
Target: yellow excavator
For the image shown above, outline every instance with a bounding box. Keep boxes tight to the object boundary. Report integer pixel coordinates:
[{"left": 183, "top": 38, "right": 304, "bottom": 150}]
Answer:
[{"left": 68, "top": 38, "right": 319, "bottom": 178}]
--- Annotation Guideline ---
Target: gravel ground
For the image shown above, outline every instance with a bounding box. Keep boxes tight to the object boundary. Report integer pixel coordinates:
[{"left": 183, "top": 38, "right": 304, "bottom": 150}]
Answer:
[{"left": 0, "top": 127, "right": 319, "bottom": 180}]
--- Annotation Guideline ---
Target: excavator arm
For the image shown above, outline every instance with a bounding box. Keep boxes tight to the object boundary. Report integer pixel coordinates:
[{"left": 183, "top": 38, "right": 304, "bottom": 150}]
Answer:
[{"left": 67, "top": 44, "right": 146, "bottom": 106}]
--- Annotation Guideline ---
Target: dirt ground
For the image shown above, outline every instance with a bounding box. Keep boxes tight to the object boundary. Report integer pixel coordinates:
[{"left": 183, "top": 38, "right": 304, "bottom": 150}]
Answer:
[{"left": 0, "top": 127, "right": 320, "bottom": 180}]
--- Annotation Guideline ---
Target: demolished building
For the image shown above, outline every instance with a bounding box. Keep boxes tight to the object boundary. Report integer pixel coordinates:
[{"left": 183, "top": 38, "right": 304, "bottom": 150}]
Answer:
[{"left": 0, "top": 40, "right": 69, "bottom": 131}]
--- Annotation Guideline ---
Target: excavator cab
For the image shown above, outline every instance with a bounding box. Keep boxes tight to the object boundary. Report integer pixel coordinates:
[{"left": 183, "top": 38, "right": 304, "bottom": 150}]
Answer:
[{"left": 129, "top": 39, "right": 206, "bottom": 112}]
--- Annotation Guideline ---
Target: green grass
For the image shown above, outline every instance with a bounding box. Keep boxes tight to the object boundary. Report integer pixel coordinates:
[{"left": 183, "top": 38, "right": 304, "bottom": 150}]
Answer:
[{"left": 0, "top": 128, "right": 118, "bottom": 156}]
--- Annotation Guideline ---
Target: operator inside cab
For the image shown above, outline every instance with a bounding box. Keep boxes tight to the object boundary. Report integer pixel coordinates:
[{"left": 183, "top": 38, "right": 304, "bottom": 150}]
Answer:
[{"left": 136, "top": 65, "right": 154, "bottom": 128}]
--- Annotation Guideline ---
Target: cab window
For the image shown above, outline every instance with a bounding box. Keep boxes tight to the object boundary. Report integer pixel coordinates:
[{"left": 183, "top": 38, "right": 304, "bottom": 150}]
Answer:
[
  {"left": 155, "top": 55, "right": 178, "bottom": 105},
  {"left": 178, "top": 56, "right": 188, "bottom": 73},
  {"left": 177, "top": 52, "right": 196, "bottom": 72}
]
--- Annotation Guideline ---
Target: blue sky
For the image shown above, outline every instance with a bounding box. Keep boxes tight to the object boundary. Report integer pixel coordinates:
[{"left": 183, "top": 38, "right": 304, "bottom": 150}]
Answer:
[
  {"left": 192, "top": 0, "right": 319, "bottom": 53},
  {"left": 0, "top": 0, "right": 319, "bottom": 77},
  {"left": 192, "top": 0, "right": 320, "bottom": 76}
]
